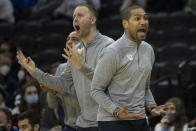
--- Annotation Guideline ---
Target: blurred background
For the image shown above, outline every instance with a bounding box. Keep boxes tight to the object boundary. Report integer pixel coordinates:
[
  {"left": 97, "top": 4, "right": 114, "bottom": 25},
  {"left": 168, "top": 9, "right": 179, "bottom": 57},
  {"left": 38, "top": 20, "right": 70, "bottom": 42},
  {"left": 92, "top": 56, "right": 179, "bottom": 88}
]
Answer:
[{"left": 0, "top": 0, "right": 196, "bottom": 130}]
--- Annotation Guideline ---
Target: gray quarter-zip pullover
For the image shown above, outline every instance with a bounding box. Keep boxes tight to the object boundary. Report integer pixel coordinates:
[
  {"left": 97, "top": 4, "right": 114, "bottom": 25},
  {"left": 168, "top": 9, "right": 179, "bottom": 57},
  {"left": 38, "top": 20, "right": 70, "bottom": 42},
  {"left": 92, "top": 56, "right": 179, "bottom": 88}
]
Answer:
[
  {"left": 47, "top": 63, "right": 80, "bottom": 128},
  {"left": 91, "top": 33, "right": 156, "bottom": 121},
  {"left": 32, "top": 32, "right": 114, "bottom": 127}
]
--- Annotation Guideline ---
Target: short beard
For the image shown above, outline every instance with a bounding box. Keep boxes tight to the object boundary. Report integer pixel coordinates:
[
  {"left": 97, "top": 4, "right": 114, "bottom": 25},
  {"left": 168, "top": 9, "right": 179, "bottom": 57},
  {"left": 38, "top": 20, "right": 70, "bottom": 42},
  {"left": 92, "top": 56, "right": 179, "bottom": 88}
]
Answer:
[{"left": 128, "top": 30, "right": 140, "bottom": 43}]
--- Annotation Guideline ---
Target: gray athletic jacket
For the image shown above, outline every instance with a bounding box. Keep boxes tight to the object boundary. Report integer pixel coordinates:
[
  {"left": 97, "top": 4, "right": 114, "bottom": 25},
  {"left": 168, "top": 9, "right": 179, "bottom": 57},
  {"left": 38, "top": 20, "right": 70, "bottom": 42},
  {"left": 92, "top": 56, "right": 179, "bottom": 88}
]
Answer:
[
  {"left": 91, "top": 33, "right": 156, "bottom": 121},
  {"left": 47, "top": 63, "right": 80, "bottom": 128},
  {"left": 32, "top": 32, "right": 114, "bottom": 127}
]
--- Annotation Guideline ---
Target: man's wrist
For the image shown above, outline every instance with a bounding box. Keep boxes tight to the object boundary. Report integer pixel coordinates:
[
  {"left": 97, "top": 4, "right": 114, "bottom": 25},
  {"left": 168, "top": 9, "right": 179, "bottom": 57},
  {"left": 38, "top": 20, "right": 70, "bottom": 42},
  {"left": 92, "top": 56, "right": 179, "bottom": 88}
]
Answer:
[
  {"left": 113, "top": 107, "right": 121, "bottom": 117},
  {"left": 148, "top": 104, "right": 157, "bottom": 111}
]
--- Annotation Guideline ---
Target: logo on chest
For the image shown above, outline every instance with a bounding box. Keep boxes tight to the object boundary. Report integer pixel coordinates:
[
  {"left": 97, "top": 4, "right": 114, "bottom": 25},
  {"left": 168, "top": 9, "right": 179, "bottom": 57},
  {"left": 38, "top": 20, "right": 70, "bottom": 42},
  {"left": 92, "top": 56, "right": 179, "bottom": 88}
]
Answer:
[{"left": 126, "top": 54, "right": 133, "bottom": 61}]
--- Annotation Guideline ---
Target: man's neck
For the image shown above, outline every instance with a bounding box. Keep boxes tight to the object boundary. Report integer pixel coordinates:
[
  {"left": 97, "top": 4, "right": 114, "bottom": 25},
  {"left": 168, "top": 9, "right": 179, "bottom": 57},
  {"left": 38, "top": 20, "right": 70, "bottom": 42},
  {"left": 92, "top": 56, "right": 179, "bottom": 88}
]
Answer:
[{"left": 82, "top": 27, "right": 97, "bottom": 47}]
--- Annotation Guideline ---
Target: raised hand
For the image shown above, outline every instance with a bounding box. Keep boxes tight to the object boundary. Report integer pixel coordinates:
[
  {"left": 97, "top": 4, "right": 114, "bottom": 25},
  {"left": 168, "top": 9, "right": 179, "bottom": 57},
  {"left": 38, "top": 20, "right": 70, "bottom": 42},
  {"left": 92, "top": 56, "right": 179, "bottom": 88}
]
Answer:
[
  {"left": 118, "top": 105, "right": 145, "bottom": 120},
  {"left": 160, "top": 115, "right": 170, "bottom": 127},
  {"left": 16, "top": 50, "right": 35, "bottom": 75},
  {"left": 62, "top": 44, "right": 84, "bottom": 69}
]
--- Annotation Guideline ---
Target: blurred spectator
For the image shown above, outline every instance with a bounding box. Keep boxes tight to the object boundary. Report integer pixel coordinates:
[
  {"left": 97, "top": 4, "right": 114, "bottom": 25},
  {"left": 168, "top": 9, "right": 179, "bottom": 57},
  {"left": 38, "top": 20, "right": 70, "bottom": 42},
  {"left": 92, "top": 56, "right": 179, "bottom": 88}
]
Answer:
[
  {"left": 11, "top": 0, "right": 36, "bottom": 20},
  {"left": 11, "top": 94, "right": 20, "bottom": 115},
  {"left": 184, "top": 0, "right": 196, "bottom": 12},
  {"left": 0, "top": 88, "right": 6, "bottom": 108},
  {"left": 18, "top": 82, "right": 43, "bottom": 119},
  {"left": 17, "top": 71, "right": 49, "bottom": 108},
  {"left": 11, "top": 0, "right": 36, "bottom": 11},
  {"left": 0, "top": 40, "right": 21, "bottom": 82},
  {"left": 0, "top": 53, "right": 18, "bottom": 108},
  {"left": 189, "top": 117, "right": 196, "bottom": 130},
  {"left": 18, "top": 111, "right": 41, "bottom": 131},
  {"left": 25, "top": 72, "right": 37, "bottom": 85},
  {"left": 120, "top": 0, "right": 146, "bottom": 12},
  {"left": 39, "top": 62, "right": 61, "bottom": 131},
  {"left": 0, "top": 0, "right": 15, "bottom": 23},
  {"left": 11, "top": 94, "right": 21, "bottom": 127},
  {"left": 0, "top": 108, "right": 19, "bottom": 131},
  {"left": 146, "top": 0, "right": 186, "bottom": 13},
  {"left": 0, "top": 41, "right": 16, "bottom": 60},
  {"left": 49, "top": 62, "right": 61, "bottom": 75},
  {"left": 17, "top": 68, "right": 26, "bottom": 84},
  {"left": 154, "top": 97, "right": 188, "bottom": 131},
  {"left": 40, "top": 106, "right": 60, "bottom": 131},
  {"left": 53, "top": 0, "right": 101, "bottom": 19},
  {"left": 31, "top": 0, "right": 63, "bottom": 19}
]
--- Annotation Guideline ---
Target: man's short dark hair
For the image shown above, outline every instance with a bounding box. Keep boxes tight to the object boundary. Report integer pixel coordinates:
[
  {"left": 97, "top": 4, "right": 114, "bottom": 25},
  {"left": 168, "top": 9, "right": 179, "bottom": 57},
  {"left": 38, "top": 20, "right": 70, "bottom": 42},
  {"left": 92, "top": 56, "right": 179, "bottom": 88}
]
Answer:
[
  {"left": 18, "top": 111, "right": 40, "bottom": 127},
  {"left": 77, "top": 4, "right": 98, "bottom": 21},
  {"left": 121, "top": 5, "right": 143, "bottom": 20},
  {"left": 0, "top": 108, "right": 12, "bottom": 122}
]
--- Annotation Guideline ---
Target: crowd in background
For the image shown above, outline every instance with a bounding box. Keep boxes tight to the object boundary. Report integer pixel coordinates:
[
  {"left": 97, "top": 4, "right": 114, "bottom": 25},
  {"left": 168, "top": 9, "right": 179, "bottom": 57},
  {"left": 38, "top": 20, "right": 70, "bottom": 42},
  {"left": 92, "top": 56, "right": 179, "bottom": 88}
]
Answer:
[
  {"left": 0, "top": 0, "right": 196, "bottom": 24},
  {"left": 0, "top": 0, "right": 196, "bottom": 131}
]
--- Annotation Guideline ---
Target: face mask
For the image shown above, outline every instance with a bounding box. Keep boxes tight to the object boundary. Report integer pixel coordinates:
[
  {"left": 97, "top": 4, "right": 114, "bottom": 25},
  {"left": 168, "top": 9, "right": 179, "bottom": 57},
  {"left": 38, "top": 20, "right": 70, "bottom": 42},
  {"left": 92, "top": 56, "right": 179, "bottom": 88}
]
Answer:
[
  {"left": 25, "top": 95, "right": 39, "bottom": 104},
  {"left": 0, "top": 65, "right": 10, "bottom": 76},
  {"left": 167, "top": 113, "right": 176, "bottom": 125},
  {"left": 17, "top": 70, "right": 25, "bottom": 81},
  {"left": 0, "top": 126, "right": 7, "bottom": 131}
]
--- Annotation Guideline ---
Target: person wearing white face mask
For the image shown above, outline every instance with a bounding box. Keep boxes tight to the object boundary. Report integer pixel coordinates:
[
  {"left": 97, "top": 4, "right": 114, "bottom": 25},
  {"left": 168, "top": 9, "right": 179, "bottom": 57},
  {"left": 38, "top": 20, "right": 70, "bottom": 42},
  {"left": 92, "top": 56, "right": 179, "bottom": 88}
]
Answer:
[
  {"left": 17, "top": 69, "right": 26, "bottom": 82},
  {"left": 0, "top": 54, "right": 11, "bottom": 76},
  {"left": 0, "top": 65, "right": 11, "bottom": 76},
  {"left": 0, "top": 53, "right": 19, "bottom": 108}
]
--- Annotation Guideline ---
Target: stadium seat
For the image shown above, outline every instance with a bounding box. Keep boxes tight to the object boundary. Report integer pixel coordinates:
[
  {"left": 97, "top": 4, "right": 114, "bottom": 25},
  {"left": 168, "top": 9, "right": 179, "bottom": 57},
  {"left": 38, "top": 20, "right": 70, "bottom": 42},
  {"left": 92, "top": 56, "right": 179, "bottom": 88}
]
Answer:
[
  {"left": 32, "top": 49, "right": 63, "bottom": 71},
  {"left": 36, "top": 33, "right": 65, "bottom": 52},
  {"left": 42, "top": 19, "right": 72, "bottom": 35}
]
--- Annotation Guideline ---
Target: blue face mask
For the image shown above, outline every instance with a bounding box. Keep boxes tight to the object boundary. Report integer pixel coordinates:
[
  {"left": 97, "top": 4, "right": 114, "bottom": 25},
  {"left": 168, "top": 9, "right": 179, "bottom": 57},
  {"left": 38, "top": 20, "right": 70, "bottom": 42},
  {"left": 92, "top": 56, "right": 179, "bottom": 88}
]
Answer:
[{"left": 25, "top": 95, "right": 39, "bottom": 104}]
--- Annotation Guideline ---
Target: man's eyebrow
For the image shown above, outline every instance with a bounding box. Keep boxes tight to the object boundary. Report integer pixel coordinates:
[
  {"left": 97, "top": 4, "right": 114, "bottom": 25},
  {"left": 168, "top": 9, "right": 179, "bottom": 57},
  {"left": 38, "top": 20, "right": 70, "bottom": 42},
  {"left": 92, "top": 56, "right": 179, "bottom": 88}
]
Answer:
[{"left": 133, "top": 13, "right": 147, "bottom": 16}]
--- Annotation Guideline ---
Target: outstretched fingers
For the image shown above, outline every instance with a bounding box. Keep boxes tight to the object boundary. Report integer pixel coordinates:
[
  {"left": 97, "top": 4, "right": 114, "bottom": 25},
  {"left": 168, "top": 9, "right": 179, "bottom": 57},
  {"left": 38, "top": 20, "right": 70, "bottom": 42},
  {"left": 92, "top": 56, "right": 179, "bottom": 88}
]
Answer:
[
  {"left": 127, "top": 113, "right": 145, "bottom": 119},
  {"left": 16, "top": 50, "right": 27, "bottom": 65},
  {"left": 64, "top": 47, "right": 73, "bottom": 57},
  {"left": 62, "top": 53, "right": 69, "bottom": 60}
]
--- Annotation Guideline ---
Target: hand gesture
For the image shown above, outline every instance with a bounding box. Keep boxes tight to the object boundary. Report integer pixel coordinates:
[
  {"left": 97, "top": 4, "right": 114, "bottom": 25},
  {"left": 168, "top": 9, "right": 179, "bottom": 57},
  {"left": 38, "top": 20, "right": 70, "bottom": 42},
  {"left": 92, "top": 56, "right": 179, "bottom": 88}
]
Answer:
[
  {"left": 160, "top": 115, "right": 170, "bottom": 127},
  {"left": 118, "top": 105, "right": 145, "bottom": 120},
  {"left": 16, "top": 50, "right": 35, "bottom": 75},
  {"left": 150, "top": 103, "right": 171, "bottom": 116},
  {"left": 62, "top": 44, "right": 84, "bottom": 69}
]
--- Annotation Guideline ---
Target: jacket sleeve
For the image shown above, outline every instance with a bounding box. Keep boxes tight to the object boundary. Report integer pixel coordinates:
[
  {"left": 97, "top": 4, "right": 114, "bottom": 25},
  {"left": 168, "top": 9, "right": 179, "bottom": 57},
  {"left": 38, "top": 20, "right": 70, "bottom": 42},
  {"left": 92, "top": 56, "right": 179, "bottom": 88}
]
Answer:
[
  {"left": 90, "top": 48, "right": 118, "bottom": 115},
  {"left": 31, "top": 62, "right": 73, "bottom": 93},
  {"left": 145, "top": 47, "right": 156, "bottom": 107},
  {"left": 47, "top": 92, "right": 58, "bottom": 109},
  {"left": 79, "top": 63, "right": 95, "bottom": 80}
]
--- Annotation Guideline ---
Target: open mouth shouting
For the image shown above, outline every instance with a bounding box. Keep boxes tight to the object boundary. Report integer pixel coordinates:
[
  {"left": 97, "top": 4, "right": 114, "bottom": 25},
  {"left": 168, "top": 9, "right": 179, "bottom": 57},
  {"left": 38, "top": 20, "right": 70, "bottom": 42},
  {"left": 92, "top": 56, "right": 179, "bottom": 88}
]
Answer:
[
  {"left": 74, "top": 24, "right": 80, "bottom": 33},
  {"left": 137, "top": 28, "right": 147, "bottom": 38}
]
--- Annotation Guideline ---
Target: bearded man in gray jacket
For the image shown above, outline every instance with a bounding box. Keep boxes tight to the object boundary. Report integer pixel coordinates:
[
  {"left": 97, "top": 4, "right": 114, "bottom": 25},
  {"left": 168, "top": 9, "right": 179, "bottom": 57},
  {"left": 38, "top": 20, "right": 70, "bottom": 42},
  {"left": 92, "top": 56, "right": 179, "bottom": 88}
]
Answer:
[{"left": 91, "top": 5, "right": 169, "bottom": 131}]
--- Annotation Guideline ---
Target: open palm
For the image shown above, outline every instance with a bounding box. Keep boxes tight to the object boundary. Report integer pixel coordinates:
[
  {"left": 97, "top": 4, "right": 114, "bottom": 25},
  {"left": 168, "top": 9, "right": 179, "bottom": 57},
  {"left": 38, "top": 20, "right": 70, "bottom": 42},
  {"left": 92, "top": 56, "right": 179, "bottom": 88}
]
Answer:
[
  {"left": 118, "top": 106, "right": 145, "bottom": 120},
  {"left": 62, "top": 45, "right": 84, "bottom": 69},
  {"left": 16, "top": 50, "right": 35, "bottom": 75}
]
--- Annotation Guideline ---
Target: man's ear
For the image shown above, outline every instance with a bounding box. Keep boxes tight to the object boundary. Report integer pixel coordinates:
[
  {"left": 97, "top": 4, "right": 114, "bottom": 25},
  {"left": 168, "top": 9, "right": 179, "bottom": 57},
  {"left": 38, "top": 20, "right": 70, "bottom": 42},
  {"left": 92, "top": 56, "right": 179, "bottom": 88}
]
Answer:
[
  {"left": 91, "top": 16, "right": 96, "bottom": 25},
  {"left": 122, "top": 19, "right": 128, "bottom": 30},
  {"left": 34, "top": 124, "right": 40, "bottom": 131}
]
